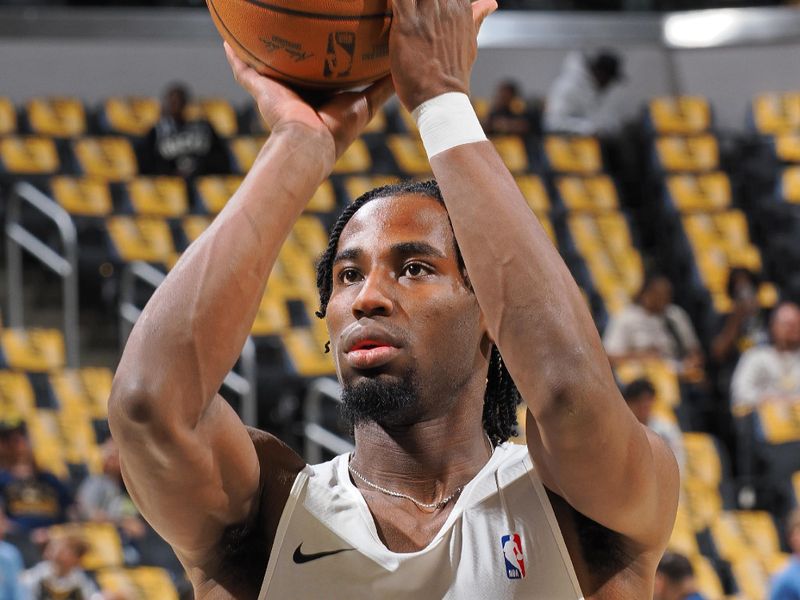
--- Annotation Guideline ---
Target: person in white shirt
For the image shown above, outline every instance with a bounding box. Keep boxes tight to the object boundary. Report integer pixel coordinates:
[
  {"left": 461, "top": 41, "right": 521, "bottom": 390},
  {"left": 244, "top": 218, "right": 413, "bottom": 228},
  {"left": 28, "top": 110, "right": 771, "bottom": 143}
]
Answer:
[
  {"left": 543, "top": 49, "right": 625, "bottom": 137},
  {"left": 731, "top": 301, "right": 800, "bottom": 412},
  {"left": 21, "top": 535, "right": 98, "bottom": 600}
]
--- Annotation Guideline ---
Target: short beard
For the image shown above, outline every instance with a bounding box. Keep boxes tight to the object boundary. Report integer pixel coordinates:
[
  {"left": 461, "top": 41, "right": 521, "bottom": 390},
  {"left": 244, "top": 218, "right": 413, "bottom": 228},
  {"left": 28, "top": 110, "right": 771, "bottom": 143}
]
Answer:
[{"left": 340, "top": 371, "right": 419, "bottom": 429}]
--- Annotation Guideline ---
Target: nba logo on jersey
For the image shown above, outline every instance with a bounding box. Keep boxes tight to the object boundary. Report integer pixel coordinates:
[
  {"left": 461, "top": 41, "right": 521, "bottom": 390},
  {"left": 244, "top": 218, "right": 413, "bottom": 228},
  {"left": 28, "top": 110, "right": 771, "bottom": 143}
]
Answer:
[{"left": 500, "top": 533, "right": 526, "bottom": 579}]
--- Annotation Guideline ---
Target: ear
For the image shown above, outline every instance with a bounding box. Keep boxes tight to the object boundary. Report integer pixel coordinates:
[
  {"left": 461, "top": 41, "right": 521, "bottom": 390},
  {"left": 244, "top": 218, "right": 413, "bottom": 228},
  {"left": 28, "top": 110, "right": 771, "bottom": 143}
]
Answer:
[{"left": 479, "top": 308, "right": 495, "bottom": 359}]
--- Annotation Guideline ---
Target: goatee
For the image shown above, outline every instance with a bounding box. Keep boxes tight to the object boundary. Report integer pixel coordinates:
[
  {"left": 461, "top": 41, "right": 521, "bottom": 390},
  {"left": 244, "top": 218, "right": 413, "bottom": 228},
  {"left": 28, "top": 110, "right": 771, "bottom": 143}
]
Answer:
[{"left": 340, "top": 371, "right": 420, "bottom": 428}]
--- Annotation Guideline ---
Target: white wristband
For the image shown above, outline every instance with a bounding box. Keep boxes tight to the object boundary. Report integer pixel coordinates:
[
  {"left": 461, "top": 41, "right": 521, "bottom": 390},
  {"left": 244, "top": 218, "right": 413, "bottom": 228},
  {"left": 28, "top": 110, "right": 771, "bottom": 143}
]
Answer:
[{"left": 411, "top": 92, "right": 487, "bottom": 159}]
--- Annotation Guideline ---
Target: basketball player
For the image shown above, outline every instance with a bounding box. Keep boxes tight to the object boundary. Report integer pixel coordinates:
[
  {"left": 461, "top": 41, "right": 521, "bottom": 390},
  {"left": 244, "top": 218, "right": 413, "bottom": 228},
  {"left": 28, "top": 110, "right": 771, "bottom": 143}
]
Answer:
[{"left": 108, "top": 0, "right": 680, "bottom": 597}]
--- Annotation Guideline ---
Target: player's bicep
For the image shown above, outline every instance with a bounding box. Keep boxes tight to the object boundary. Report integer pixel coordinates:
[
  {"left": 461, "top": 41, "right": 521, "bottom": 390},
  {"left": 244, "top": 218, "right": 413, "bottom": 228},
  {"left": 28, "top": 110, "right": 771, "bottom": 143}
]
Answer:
[{"left": 114, "top": 394, "right": 260, "bottom": 556}]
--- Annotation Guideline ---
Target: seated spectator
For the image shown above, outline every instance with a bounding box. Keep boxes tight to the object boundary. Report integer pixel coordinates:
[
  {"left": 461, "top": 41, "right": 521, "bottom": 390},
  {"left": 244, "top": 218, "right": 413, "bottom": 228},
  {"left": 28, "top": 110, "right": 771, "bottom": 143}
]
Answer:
[
  {"left": 483, "top": 80, "right": 536, "bottom": 136},
  {"left": 731, "top": 301, "right": 800, "bottom": 412},
  {"left": 603, "top": 273, "right": 705, "bottom": 382},
  {"left": 137, "top": 82, "right": 230, "bottom": 178},
  {"left": 0, "top": 422, "right": 73, "bottom": 533},
  {"left": 654, "top": 551, "right": 706, "bottom": 600},
  {"left": 77, "top": 439, "right": 144, "bottom": 563},
  {"left": 710, "top": 268, "right": 770, "bottom": 396},
  {"left": 623, "top": 378, "right": 686, "bottom": 473},
  {"left": 542, "top": 49, "right": 625, "bottom": 137},
  {"left": 771, "top": 507, "right": 800, "bottom": 599},
  {"left": 0, "top": 505, "right": 26, "bottom": 600},
  {"left": 21, "top": 535, "right": 98, "bottom": 600}
]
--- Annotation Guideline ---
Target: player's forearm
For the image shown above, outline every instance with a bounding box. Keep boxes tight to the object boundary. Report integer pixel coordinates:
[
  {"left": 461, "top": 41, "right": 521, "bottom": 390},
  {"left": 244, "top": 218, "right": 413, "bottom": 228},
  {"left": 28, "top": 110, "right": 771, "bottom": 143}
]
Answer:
[
  {"left": 432, "top": 142, "right": 615, "bottom": 413},
  {"left": 111, "top": 126, "right": 332, "bottom": 426}
]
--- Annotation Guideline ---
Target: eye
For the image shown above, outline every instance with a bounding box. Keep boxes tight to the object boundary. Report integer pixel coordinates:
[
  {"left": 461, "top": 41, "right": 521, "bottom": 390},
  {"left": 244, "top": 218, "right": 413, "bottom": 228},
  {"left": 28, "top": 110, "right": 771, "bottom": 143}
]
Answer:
[
  {"left": 401, "top": 262, "right": 432, "bottom": 278},
  {"left": 338, "top": 267, "right": 363, "bottom": 284}
]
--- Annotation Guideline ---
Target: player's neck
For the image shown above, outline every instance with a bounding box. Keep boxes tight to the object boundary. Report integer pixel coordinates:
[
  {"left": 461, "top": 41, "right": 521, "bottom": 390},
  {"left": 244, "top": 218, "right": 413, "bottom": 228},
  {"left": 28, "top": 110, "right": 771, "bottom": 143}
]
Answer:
[{"left": 350, "top": 404, "right": 492, "bottom": 501}]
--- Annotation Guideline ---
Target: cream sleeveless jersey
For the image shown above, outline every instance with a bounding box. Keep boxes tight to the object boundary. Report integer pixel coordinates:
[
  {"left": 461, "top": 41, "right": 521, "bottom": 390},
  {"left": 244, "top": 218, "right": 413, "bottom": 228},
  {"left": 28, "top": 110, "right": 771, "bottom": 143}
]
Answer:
[{"left": 257, "top": 443, "right": 584, "bottom": 599}]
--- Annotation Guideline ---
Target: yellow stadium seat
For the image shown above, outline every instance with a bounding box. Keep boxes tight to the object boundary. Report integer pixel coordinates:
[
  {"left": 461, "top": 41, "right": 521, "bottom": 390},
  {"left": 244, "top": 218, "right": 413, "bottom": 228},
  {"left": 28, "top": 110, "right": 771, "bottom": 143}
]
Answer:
[
  {"left": 1, "top": 328, "right": 65, "bottom": 372},
  {"left": 668, "top": 505, "right": 700, "bottom": 557},
  {"left": 101, "top": 96, "right": 160, "bottom": 136},
  {"left": 710, "top": 512, "right": 750, "bottom": 563},
  {"left": 307, "top": 180, "right": 337, "bottom": 213},
  {"left": 735, "top": 511, "right": 781, "bottom": 559},
  {"left": 515, "top": 175, "right": 550, "bottom": 215},
  {"left": 648, "top": 96, "right": 712, "bottom": 135},
  {"left": 490, "top": 135, "right": 528, "bottom": 173},
  {"left": 756, "top": 401, "right": 800, "bottom": 444},
  {"left": 730, "top": 555, "right": 770, "bottom": 600},
  {"left": 127, "top": 176, "right": 188, "bottom": 217},
  {"left": 615, "top": 358, "right": 681, "bottom": 408},
  {"left": 26, "top": 96, "right": 86, "bottom": 137},
  {"left": 557, "top": 175, "right": 619, "bottom": 213},
  {"left": 333, "top": 138, "right": 371, "bottom": 174},
  {"left": 252, "top": 293, "right": 291, "bottom": 336},
  {"left": 683, "top": 433, "right": 723, "bottom": 489},
  {"left": 655, "top": 134, "right": 719, "bottom": 172},
  {"left": 74, "top": 137, "right": 138, "bottom": 181},
  {"left": 0, "top": 136, "right": 60, "bottom": 174},
  {"left": 28, "top": 409, "right": 68, "bottom": 478},
  {"left": 106, "top": 216, "right": 177, "bottom": 265},
  {"left": 387, "top": 135, "right": 431, "bottom": 176},
  {"left": 397, "top": 106, "right": 418, "bottom": 134},
  {"left": 283, "top": 328, "right": 335, "bottom": 377},
  {"left": 682, "top": 480, "right": 723, "bottom": 532},
  {"left": 51, "top": 177, "right": 113, "bottom": 217},
  {"left": 182, "top": 216, "right": 213, "bottom": 245},
  {"left": 49, "top": 367, "right": 113, "bottom": 420},
  {"left": 229, "top": 136, "right": 267, "bottom": 173},
  {"left": 752, "top": 92, "right": 800, "bottom": 135},
  {"left": 667, "top": 172, "right": 732, "bottom": 212},
  {"left": 691, "top": 555, "right": 725, "bottom": 600},
  {"left": 544, "top": 135, "right": 603, "bottom": 174},
  {"left": 195, "top": 175, "right": 244, "bottom": 213},
  {"left": 344, "top": 175, "right": 401, "bottom": 202},
  {"left": 782, "top": 167, "right": 800, "bottom": 204},
  {"left": 49, "top": 522, "right": 124, "bottom": 570},
  {"left": 0, "top": 97, "right": 16, "bottom": 135},
  {"left": 775, "top": 132, "right": 800, "bottom": 163},
  {"left": 0, "top": 371, "right": 36, "bottom": 422},
  {"left": 187, "top": 98, "right": 238, "bottom": 137},
  {"left": 97, "top": 567, "right": 179, "bottom": 600},
  {"left": 293, "top": 216, "right": 330, "bottom": 257}
]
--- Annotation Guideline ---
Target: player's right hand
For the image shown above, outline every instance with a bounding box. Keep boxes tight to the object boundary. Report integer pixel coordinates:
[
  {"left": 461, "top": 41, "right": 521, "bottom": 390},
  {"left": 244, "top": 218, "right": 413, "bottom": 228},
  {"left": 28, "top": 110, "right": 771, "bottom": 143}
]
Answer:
[{"left": 224, "top": 42, "right": 394, "bottom": 165}]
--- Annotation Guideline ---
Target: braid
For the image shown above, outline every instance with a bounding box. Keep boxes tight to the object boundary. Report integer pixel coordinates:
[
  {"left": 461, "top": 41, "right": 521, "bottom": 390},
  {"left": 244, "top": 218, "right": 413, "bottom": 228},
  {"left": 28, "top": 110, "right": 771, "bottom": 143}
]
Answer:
[{"left": 316, "top": 179, "right": 520, "bottom": 445}]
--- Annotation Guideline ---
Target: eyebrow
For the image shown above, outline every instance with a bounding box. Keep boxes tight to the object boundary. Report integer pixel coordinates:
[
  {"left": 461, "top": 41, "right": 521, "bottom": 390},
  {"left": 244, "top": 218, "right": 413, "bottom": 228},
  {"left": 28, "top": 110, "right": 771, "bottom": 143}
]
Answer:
[{"left": 332, "top": 241, "right": 447, "bottom": 266}]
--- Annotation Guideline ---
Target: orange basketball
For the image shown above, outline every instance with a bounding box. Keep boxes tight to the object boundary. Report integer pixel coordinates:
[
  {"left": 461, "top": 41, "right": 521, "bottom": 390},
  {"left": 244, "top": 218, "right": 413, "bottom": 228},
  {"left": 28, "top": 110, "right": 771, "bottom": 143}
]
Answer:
[{"left": 207, "top": 0, "right": 392, "bottom": 90}]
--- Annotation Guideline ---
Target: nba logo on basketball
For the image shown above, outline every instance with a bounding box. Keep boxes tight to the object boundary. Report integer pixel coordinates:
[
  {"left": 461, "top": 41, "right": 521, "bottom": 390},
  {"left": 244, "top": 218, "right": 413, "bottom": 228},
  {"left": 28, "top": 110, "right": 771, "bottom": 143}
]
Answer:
[{"left": 500, "top": 534, "right": 526, "bottom": 579}]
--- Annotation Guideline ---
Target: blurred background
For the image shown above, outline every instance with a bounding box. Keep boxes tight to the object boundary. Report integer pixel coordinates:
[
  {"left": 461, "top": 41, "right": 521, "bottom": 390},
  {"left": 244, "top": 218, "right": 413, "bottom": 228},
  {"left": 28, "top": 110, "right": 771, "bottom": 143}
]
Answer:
[{"left": 1, "top": 1, "right": 800, "bottom": 599}]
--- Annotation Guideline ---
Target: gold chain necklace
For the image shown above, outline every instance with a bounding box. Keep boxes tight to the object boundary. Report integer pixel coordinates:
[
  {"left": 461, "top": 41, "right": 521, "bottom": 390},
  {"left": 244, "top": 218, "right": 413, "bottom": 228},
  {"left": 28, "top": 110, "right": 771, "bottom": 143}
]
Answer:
[{"left": 348, "top": 434, "right": 494, "bottom": 512}]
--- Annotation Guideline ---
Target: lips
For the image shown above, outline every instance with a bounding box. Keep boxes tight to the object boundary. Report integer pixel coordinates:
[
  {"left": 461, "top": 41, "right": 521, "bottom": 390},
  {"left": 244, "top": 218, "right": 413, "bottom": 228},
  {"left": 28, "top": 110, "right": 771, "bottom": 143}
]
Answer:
[{"left": 343, "top": 329, "right": 402, "bottom": 370}]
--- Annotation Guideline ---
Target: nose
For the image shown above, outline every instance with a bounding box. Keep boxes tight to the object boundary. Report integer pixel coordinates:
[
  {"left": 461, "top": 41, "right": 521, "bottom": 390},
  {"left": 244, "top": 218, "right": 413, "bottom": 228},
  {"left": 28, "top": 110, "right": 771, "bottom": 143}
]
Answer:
[{"left": 351, "top": 270, "right": 394, "bottom": 319}]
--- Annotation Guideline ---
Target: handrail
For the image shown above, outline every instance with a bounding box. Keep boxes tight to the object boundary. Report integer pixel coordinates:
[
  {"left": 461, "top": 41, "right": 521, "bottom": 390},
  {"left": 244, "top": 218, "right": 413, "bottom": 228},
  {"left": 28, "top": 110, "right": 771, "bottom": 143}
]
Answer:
[
  {"left": 303, "top": 377, "right": 353, "bottom": 464},
  {"left": 119, "top": 261, "right": 259, "bottom": 427},
  {"left": 6, "top": 181, "right": 80, "bottom": 367}
]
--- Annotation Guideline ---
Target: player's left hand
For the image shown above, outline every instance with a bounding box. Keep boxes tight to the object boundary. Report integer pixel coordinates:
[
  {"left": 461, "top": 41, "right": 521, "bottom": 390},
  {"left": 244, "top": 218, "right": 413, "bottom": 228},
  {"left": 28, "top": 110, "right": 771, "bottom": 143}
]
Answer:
[{"left": 389, "top": 0, "right": 497, "bottom": 112}]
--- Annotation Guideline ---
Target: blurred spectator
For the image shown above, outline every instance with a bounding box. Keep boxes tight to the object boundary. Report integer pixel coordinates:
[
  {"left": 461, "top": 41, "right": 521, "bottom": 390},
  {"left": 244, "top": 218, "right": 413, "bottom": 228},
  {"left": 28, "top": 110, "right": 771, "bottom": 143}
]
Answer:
[
  {"left": 483, "top": 80, "right": 537, "bottom": 136},
  {"left": 137, "top": 82, "right": 230, "bottom": 178},
  {"left": 711, "top": 268, "right": 769, "bottom": 366},
  {"left": 623, "top": 378, "right": 686, "bottom": 473},
  {"left": 771, "top": 507, "right": 800, "bottom": 599},
  {"left": 603, "top": 273, "right": 705, "bottom": 381},
  {"left": 0, "top": 422, "right": 73, "bottom": 533},
  {"left": 654, "top": 551, "right": 706, "bottom": 600},
  {"left": 0, "top": 506, "right": 26, "bottom": 600},
  {"left": 21, "top": 535, "right": 97, "bottom": 600},
  {"left": 731, "top": 301, "right": 800, "bottom": 412},
  {"left": 542, "top": 49, "right": 625, "bottom": 137},
  {"left": 77, "top": 439, "right": 144, "bottom": 563}
]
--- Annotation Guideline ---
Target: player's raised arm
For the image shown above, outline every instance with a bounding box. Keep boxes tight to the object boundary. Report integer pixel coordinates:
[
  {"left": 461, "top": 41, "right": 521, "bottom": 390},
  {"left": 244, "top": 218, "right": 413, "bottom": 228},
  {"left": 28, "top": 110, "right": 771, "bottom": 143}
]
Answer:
[
  {"left": 389, "top": 0, "right": 678, "bottom": 552},
  {"left": 108, "top": 46, "right": 393, "bottom": 564}
]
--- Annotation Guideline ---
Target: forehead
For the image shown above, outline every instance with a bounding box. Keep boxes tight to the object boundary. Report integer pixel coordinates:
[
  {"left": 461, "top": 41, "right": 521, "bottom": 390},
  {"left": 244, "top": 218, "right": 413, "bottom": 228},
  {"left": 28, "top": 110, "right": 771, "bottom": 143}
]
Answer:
[
  {"left": 774, "top": 305, "right": 800, "bottom": 323},
  {"left": 337, "top": 193, "right": 455, "bottom": 252}
]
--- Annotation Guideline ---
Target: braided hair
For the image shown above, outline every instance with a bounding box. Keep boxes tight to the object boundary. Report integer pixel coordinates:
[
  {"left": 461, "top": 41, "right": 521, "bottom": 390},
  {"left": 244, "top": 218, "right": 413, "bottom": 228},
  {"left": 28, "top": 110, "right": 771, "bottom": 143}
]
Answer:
[{"left": 314, "top": 179, "right": 521, "bottom": 447}]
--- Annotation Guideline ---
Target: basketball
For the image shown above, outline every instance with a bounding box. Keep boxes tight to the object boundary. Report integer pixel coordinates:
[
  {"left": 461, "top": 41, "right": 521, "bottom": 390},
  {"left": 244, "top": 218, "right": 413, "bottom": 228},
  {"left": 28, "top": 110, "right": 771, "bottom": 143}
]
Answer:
[{"left": 206, "top": 0, "right": 392, "bottom": 90}]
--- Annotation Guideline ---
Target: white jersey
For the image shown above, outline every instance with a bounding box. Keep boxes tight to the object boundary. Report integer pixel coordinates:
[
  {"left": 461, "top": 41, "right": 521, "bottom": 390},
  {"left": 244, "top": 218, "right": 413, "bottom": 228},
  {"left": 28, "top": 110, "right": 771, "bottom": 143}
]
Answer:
[{"left": 258, "top": 443, "right": 584, "bottom": 599}]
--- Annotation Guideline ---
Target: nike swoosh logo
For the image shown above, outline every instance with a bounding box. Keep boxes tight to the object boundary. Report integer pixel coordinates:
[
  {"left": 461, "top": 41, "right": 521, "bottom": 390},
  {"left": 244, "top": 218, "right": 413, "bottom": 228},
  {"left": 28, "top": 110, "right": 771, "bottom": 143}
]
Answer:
[{"left": 292, "top": 543, "right": 353, "bottom": 564}]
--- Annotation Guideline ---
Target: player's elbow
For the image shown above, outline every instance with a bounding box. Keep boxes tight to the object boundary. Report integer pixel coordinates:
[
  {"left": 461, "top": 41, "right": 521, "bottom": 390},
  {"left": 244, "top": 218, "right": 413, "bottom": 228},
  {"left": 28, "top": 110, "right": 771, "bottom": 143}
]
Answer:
[{"left": 108, "top": 374, "right": 162, "bottom": 431}]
